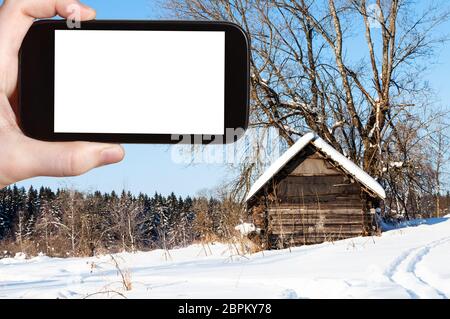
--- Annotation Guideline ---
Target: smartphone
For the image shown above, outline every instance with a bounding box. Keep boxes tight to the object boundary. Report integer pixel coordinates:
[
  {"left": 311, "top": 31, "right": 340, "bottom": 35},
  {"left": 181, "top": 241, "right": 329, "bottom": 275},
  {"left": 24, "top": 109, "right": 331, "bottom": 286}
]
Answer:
[{"left": 19, "top": 20, "right": 249, "bottom": 144}]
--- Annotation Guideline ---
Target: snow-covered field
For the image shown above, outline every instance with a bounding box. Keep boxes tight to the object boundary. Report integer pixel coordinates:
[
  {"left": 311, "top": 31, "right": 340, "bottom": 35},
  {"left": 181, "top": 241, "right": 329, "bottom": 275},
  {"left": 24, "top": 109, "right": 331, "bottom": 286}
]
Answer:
[{"left": 1, "top": 216, "right": 450, "bottom": 299}]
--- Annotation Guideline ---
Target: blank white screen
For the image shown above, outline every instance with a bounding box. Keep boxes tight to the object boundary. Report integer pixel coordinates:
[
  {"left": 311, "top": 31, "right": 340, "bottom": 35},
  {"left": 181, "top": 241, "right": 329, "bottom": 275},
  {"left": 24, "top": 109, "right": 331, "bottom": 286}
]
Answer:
[{"left": 54, "top": 30, "right": 225, "bottom": 134}]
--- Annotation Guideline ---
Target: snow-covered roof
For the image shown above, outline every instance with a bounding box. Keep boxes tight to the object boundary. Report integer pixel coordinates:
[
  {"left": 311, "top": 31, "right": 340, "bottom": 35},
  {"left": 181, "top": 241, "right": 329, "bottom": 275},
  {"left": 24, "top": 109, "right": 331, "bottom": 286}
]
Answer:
[{"left": 245, "top": 132, "right": 386, "bottom": 202}]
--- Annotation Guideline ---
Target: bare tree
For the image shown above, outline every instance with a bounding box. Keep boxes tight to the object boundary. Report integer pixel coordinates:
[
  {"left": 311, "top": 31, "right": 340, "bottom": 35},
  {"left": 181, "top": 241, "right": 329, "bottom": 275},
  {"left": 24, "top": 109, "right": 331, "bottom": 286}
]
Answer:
[
  {"left": 429, "top": 120, "right": 450, "bottom": 217},
  {"left": 56, "top": 190, "right": 84, "bottom": 256},
  {"left": 109, "top": 192, "right": 145, "bottom": 252},
  {"left": 14, "top": 210, "right": 26, "bottom": 252},
  {"left": 166, "top": 0, "right": 450, "bottom": 214},
  {"left": 192, "top": 196, "right": 214, "bottom": 243},
  {"left": 34, "top": 199, "right": 62, "bottom": 256}
]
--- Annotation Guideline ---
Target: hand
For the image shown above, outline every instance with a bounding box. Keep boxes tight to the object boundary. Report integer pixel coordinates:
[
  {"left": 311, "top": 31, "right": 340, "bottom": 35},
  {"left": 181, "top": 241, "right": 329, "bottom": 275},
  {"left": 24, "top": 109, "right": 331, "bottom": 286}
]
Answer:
[{"left": 0, "top": 0, "right": 125, "bottom": 189}]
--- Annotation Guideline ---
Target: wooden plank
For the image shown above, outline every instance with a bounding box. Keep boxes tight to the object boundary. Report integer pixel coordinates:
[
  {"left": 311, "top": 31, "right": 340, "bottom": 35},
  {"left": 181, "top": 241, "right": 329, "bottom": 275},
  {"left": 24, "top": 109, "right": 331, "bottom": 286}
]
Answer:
[
  {"left": 273, "top": 194, "right": 363, "bottom": 200},
  {"left": 268, "top": 196, "right": 363, "bottom": 205},
  {"left": 269, "top": 219, "right": 366, "bottom": 224},
  {"left": 270, "top": 221, "right": 363, "bottom": 226},
  {"left": 270, "top": 231, "right": 363, "bottom": 236},
  {"left": 269, "top": 215, "right": 364, "bottom": 221},
  {"left": 270, "top": 228, "right": 364, "bottom": 235},
  {"left": 268, "top": 233, "right": 365, "bottom": 246},
  {"left": 267, "top": 209, "right": 373, "bottom": 215},
  {"left": 289, "top": 156, "right": 341, "bottom": 176},
  {"left": 269, "top": 232, "right": 364, "bottom": 239},
  {"left": 269, "top": 222, "right": 364, "bottom": 228},
  {"left": 270, "top": 235, "right": 364, "bottom": 242},
  {"left": 269, "top": 205, "right": 364, "bottom": 211},
  {"left": 246, "top": 147, "right": 379, "bottom": 249},
  {"left": 268, "top": 208, "right": 363, "bottom": 215},
  {"left": 269, "top": 213, "right": 364, "bottom": 218}
]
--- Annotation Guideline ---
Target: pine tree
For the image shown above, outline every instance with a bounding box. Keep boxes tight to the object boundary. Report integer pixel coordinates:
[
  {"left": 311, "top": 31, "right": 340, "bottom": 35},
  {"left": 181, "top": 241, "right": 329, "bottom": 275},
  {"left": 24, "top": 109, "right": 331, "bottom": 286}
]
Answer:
[
  {"left": 177, "top": 196, "right": 194, "bottom": 246},
  {"left": 166, "top": 192, "right": 179, "bottom": 247},
  {"left": 446, "top": 191, "right": 450, "bottom": 213},
  {"left": 0, "top": 187, "right": 14, "bottom": 240},
  {"left": 154, "top": 193, "right": 170, "bottom": 250},
  {"left": 0, "top": 186, "right": 219, "bottom": 257}
]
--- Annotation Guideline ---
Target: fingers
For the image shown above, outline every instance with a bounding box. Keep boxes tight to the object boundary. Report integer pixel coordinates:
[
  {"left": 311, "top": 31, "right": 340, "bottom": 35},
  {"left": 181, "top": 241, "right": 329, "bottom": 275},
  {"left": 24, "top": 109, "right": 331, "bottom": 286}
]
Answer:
[
  {"left": 0, "top": 0, "right": 113, "bottom": 189},
  {"left": 24, "top": 138, "right": 125, "bottom": 178},
  {"left": 0, "top": 0, "right": 96, "bottom": 56},
  {"left": 3, "top": 0, "right": 96, "bottom": 19},
  {"left": 0, "top": 0, "right": 96, "bottom": 96},
  {"left": 0, "top": 131, "right": 125, "bottom": 187},
  {"left": 0, "top": 94, "right": 19, "bottom": 130}
]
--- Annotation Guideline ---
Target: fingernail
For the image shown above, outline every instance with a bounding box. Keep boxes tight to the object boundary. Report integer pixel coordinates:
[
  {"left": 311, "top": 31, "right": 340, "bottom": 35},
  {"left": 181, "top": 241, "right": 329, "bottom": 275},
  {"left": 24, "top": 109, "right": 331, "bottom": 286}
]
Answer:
[
  {"left": 100, "top": 146, "right": 124, "bottom": 165},
  {"left": 79, "top": 2, "right": 96, "bottom": 16}
]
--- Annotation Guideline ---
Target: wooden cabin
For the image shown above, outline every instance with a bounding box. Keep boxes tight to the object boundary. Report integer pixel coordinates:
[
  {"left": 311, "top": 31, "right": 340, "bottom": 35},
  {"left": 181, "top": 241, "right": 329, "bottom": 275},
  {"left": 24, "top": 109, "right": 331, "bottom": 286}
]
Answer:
[{"left": 245, "top": 132, "right": 386, "bottom": 249}]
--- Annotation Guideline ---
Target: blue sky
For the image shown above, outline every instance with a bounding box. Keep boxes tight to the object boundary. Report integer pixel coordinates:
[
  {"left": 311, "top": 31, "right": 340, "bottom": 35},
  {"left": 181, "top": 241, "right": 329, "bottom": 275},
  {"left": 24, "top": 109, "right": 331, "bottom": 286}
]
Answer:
[
  {"left": 15, "top": 0, "right": 229, "bottom": 197},
  {"left": 8, "top": 0, "right": 450, "bottom": 195}
]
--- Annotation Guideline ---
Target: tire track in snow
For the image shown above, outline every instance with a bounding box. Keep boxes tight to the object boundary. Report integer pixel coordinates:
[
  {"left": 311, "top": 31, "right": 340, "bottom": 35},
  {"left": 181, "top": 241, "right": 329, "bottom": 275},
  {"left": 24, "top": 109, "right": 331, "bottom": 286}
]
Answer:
[{"left": 384, "top": 237, "right": 450, "bottom": 299}]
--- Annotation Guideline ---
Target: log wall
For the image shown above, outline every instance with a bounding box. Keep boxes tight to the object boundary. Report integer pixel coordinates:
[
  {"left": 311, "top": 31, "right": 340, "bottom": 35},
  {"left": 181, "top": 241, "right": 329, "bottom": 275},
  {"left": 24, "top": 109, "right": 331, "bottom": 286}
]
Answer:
[{"left": 248, "top": 146, "right": 378, "bottom": 249}]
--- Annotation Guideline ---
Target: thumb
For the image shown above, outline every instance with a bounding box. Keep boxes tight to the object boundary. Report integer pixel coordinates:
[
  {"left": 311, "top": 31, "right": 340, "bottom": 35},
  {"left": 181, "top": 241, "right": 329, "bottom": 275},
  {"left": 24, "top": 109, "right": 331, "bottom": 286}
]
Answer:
[{"left": 1, "top": 133, "right": 124, "bottom": 184}]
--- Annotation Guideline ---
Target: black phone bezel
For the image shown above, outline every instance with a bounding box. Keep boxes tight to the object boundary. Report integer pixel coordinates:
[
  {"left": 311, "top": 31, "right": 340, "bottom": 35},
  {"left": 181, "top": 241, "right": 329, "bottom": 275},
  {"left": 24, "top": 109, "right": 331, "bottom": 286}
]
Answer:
[{"left": 19, "top": 20, "right": 250, "bottom": 144}]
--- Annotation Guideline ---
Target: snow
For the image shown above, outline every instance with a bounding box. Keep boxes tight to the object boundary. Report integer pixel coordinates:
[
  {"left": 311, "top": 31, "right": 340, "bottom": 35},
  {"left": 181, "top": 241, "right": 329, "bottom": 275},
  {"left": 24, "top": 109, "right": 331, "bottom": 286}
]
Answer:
[
  {"left": 245, "top": 132, "right": 316, "bottom": 202},
  {"left": 245, "top": 132, "right": 386, "bottom": 202},
  {"left": 312, "top": 137, "right": 386, "bottom": 199},
  {"left": 390, "top": 161, "right": 404, "bottom": 168},
  {"left": 1, "top": 215, "right": 450, "bottom": 299},
  {"left": 235, "top": 223, "right": 258, "bottom": 236}
]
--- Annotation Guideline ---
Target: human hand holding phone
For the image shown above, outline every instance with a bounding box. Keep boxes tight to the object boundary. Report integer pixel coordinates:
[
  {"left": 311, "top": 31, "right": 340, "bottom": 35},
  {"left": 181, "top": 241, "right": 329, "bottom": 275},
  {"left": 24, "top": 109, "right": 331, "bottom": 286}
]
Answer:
[{"left": 0, "top": 0, "right": 125, "bottom": 189}]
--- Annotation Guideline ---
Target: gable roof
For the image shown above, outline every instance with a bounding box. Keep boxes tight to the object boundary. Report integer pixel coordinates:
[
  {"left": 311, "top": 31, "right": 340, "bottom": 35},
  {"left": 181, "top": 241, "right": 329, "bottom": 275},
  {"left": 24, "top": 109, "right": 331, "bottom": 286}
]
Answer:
[{"left": 245, "top": 132, "right": 386, "bottom": 202}]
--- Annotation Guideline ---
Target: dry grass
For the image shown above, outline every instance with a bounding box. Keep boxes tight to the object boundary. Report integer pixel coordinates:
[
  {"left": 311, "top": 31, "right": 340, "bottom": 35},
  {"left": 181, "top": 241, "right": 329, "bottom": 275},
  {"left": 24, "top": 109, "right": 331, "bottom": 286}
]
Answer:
[{"left": 110, "top": 254, "right": 133, "bottom": 291}]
